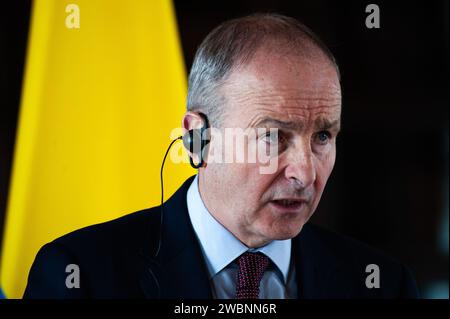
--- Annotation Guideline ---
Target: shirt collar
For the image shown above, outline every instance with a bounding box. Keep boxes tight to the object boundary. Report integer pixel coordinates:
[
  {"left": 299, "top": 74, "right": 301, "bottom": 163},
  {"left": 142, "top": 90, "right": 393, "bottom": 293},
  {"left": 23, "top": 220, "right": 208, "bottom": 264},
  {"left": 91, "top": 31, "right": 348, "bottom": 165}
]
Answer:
[{"left": 186, "top": 174, "right": 291, "bottom": 283}]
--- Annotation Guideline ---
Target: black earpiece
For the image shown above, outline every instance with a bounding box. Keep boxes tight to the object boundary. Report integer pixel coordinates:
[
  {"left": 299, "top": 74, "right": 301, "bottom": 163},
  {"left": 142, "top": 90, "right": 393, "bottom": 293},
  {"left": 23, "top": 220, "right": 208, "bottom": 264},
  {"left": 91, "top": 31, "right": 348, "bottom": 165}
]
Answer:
[
  {"left": 157, "top": 112, "right": 210, "bottom": 259},
  {"left": 182, "top": 113, "right": 210, "bottom": 169}
]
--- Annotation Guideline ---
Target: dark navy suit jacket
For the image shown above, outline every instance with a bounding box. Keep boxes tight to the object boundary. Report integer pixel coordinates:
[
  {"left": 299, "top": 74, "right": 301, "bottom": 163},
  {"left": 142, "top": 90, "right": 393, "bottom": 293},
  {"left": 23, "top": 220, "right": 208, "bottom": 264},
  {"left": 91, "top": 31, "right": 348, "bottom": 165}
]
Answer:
[{"left": 23, "top": 176, "right": 419, "bottom": 298}]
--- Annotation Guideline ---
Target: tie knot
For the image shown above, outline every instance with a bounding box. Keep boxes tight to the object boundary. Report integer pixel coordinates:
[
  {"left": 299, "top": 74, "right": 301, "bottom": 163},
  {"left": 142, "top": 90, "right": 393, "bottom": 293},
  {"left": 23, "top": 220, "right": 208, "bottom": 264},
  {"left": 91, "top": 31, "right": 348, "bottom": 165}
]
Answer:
[{"left": 235, "top": 252, "right": 270, "bottom": 299}]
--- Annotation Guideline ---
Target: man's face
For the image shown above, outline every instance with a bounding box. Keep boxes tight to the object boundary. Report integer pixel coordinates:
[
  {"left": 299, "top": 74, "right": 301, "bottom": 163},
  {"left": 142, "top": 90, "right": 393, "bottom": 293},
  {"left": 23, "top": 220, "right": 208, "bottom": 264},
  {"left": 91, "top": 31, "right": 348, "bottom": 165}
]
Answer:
[{"left": 200, "top": 48, "right": 341, "bottom": 247}]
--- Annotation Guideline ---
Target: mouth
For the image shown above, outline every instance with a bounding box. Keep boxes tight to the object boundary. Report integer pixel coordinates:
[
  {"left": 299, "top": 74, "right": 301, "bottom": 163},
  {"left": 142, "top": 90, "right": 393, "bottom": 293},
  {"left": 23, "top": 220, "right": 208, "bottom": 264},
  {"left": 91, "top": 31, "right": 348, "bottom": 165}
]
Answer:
[{"left": 269, "top": 198, "right": 306, "bottom": 213}]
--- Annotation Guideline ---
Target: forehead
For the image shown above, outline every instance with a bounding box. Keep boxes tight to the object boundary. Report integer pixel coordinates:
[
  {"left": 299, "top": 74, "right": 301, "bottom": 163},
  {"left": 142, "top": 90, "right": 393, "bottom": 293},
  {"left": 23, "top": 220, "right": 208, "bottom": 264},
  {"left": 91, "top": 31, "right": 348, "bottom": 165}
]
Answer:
[{"left": 221, "top": 49, "right": 341, "bottom": 127}]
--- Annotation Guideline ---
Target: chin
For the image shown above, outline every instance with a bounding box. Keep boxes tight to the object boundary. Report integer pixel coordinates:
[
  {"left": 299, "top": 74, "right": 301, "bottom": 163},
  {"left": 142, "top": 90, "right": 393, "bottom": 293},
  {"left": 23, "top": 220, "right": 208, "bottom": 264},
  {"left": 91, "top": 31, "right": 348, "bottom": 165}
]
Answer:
[{"left": 263, "top": 220, "right": 306, "bottom": 241}]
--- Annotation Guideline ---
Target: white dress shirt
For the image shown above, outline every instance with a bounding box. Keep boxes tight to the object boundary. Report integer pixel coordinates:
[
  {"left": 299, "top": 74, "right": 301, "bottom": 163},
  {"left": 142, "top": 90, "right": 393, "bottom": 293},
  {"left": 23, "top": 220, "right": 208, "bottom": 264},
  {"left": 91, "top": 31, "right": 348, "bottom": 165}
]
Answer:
[{"left": 186, "top": 175, "right": 298, "bottom": 299}]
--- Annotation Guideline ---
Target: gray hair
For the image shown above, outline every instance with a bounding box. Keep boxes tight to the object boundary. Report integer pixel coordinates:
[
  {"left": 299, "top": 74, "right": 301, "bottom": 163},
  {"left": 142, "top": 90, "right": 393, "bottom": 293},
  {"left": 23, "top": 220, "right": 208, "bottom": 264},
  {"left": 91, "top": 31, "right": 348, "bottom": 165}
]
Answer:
[{"left": 186, "top": 13, "right": 340, "bottom": 127}]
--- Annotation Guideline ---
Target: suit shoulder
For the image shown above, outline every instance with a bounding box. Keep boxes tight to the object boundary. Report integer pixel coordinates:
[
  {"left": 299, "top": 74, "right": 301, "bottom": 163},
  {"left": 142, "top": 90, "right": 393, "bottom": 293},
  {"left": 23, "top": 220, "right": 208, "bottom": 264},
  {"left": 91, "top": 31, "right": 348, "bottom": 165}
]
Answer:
[
  {"left": 24, "top": 207, "right": 162, "bottom": 298},
  {"left": 300, "top": 223, "right": 420, "bottom": 298},
  {"left": 51, "top": 207, "right": 160, "bottom": 254},
  {"left": 304, "top": 223, "right": 402, "bottom": 267}
]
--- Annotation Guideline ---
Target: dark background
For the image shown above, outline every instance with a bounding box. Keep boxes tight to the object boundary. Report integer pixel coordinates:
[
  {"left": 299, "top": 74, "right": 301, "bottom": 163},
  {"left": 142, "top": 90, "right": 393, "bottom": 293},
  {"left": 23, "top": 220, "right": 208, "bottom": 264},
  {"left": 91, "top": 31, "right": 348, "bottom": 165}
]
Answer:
[{"left": 1, "top": 1, "right": 448, "bottom": 298}]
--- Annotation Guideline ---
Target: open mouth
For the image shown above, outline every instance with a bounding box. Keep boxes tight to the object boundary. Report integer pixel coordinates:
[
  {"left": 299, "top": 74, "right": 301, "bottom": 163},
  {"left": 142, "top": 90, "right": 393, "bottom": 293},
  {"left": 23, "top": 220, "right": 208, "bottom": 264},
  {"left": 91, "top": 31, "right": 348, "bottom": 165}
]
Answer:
[{"left": 270, "top": 199, "right": 305, "bottom": 212}]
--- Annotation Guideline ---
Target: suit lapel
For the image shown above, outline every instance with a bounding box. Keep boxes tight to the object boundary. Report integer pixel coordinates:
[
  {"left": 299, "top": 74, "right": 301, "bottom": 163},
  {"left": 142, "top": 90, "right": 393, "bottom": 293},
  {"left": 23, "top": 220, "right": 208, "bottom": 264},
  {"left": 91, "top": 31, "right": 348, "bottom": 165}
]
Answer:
[{"left": 138, "top": 176, "right": 212, "bottom": 299}]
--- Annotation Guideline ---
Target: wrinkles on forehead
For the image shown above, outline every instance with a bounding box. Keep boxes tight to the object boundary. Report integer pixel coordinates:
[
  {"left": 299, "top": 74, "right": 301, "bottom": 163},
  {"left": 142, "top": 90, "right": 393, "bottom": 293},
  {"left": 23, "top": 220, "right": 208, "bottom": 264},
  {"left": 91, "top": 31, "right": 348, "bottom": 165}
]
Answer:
[
  {"left": 222, "top": 82, "right": 342, "bottom": 126},
  {"left": 218, "top": 47, "right": 342, "bottom": 128},
  {"left": 225, "top": 87, "right": 341, "bottom": 108}
]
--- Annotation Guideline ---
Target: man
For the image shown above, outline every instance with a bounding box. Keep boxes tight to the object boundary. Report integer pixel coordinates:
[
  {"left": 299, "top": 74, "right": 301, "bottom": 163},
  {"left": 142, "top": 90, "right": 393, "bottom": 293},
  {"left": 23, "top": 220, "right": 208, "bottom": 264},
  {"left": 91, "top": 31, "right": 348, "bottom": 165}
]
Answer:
[{"left": 24, "top": 13, "right": 419, "bottom": 299}]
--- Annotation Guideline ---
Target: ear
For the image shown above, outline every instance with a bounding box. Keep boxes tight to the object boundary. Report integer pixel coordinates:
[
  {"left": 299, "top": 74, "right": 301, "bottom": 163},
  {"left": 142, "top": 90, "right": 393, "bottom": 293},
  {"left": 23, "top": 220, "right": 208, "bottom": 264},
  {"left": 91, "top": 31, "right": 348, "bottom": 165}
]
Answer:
[
  {"left": 182, "top": 111, "right": 205, "bottom": 132},
  {"left": 181, "top": 111, "right": 205, "bottom": 164}
]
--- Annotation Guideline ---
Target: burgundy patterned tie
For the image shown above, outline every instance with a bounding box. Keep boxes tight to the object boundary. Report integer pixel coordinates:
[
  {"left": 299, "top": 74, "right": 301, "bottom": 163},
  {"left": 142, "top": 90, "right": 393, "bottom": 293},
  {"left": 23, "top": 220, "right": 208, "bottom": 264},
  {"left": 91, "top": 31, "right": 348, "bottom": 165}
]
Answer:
[{"left": 235, "top": 252, "right": 270, "bottom": 299}]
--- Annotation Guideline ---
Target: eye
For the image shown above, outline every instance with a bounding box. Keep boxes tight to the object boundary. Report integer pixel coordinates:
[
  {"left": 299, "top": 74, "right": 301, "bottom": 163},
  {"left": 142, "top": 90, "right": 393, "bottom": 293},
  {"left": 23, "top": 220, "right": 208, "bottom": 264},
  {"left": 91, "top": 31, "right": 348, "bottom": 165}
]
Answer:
[
  {"left": 315, "top": 131, "right": 331, "bottom": 145},
  {"left": 263, "top": 132, "right": 278, "bottom": 144},
  {"left": 261, "top": 130, "right": 288, "bottom": 147},
  {"left": 259, "top": 130, "right": 288, "bottom": 156}
]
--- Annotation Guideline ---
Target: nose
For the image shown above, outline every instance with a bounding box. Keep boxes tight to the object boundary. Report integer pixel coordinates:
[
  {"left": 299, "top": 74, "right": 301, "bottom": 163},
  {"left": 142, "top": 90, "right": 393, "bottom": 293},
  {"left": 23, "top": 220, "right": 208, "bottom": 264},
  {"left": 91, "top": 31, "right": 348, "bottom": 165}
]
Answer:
[{"left": 284, "top": 140, "right": 316, "bottom": 189}]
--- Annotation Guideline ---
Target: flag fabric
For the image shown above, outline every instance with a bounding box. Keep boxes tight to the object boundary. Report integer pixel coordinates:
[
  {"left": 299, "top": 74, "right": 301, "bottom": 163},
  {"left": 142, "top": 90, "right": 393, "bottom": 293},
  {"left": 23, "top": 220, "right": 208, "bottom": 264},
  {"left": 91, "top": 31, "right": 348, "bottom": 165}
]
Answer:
[{"left": 0, "top": 0, "right": 192, "bottom": 298}]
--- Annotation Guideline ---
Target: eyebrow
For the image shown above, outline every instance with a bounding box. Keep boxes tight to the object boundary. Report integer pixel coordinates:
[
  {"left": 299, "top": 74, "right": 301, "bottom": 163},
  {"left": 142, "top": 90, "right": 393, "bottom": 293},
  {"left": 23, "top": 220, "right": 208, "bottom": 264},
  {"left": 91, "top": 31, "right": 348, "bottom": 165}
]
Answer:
[
  {"left": 314, "top": 117, "right": 341, "bottom": 132},
  {"left": 253, "top": 117, "right": 341, "bottom": 132}
]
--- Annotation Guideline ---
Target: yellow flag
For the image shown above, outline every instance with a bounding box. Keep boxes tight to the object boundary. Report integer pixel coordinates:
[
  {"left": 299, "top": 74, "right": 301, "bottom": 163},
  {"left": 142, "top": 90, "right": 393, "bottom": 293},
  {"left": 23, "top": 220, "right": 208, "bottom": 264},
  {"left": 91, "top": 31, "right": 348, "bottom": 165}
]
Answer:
[{"left": 0, "top": 0, "right": 193, "bottom": 298}]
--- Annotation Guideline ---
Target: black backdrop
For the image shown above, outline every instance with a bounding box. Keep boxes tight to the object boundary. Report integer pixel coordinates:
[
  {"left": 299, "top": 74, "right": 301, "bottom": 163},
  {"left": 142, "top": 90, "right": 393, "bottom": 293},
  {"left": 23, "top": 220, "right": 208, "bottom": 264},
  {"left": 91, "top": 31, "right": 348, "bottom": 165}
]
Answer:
[{"left": 0, "top": 0, "right": 448, "bottom": 298}]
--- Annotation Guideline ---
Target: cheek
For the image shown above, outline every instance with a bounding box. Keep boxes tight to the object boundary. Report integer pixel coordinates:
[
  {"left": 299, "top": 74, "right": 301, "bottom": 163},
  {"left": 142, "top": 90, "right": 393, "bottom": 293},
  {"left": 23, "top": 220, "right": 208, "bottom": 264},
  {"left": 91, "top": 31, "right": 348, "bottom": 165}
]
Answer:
[
  {"left": 314, "top": 149, "right": 336, "bottom": 194},
  {"left": 215, "top": 163, "right": 262, "bottom": 196},
  {"left": 231, "top": 163, "right": 275, "bottom": 206}
]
